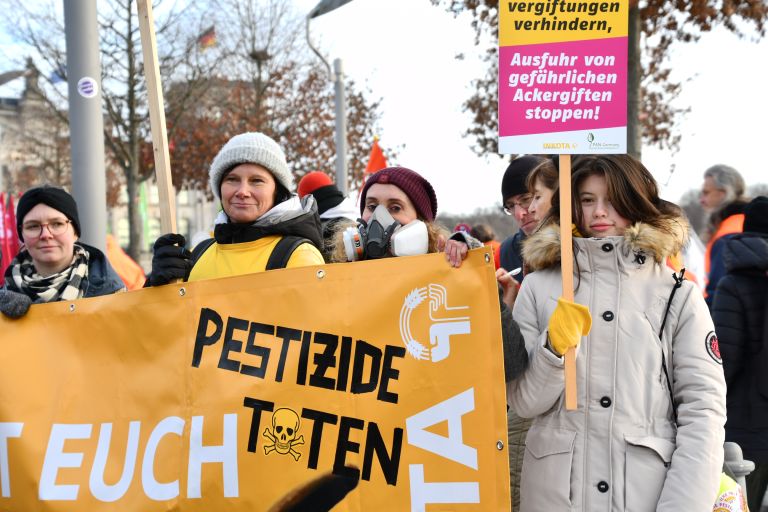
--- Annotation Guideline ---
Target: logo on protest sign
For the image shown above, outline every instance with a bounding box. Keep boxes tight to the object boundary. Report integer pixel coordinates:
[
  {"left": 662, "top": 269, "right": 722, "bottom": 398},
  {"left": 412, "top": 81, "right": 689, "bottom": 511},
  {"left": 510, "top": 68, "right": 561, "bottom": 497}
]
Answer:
[
  {"left": 713, "top": 487, "right": 745, "bottom": 512},
  {"left": 263, "top": 408, "right": 304, "bottom": 461},
  {"left": 587, "top": 130, "right": 620, "bottom": 150},
  {"left": 399, "top": 284, "right": 471, "bottom": 362}
]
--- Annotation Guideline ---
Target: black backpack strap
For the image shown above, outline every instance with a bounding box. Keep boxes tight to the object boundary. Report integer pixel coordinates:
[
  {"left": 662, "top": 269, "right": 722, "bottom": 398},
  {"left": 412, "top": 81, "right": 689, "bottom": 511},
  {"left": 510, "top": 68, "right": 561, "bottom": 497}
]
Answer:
[
  {"left": 659, "top": 268, "right": 686, "bottom": 425},
  {"left": 266, "top": 236, "right": 311, "bottom": 270},
  {"left": 190, "top": 238, "right": 216, "bottom": 265}
]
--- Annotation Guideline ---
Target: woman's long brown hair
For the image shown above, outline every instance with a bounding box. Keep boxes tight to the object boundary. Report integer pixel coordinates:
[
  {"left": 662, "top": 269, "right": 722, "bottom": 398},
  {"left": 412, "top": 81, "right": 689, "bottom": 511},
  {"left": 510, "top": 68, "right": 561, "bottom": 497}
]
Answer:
[{"left": 571, "top": 154, "right": 682, "bottom": 233}]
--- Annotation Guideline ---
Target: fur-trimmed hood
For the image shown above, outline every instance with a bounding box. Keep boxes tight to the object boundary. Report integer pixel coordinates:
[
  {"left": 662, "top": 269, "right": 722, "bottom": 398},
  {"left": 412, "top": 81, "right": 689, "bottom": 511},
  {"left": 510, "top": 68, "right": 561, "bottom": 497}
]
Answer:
[{"left": 522, "top": 217, "right": 689, "bottom": 271}]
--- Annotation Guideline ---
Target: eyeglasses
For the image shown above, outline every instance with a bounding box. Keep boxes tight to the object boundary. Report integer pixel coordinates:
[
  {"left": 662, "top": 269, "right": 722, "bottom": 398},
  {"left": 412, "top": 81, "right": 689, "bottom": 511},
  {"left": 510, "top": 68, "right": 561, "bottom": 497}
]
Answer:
[
  {"left": 22, "top": 219, "right": 72, "bottom": 238},
  {"left": 502, "top": 194, "right": 533, "bottom": 216}
]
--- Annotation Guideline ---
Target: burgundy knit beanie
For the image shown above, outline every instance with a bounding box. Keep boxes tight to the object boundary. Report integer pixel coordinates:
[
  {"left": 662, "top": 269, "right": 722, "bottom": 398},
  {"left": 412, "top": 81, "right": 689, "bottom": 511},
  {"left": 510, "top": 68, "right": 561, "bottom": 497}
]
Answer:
[{"left": 359, "top": 167, "right": 438, "bottom": 222}]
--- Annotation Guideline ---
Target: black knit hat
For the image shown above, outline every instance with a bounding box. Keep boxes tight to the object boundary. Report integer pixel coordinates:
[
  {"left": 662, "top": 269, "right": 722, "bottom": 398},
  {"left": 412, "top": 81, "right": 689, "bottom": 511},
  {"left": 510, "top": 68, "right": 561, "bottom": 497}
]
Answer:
[
  {"left": 310, "top": 185, "right": 345, "bottom": 216},
  {"left": 16, "top": 186, "right": 81, "bottom": 240},
  {"left": 501, "top": 155, "right": 545, "bottom": 202},
  {"left": 744, "top": 196, "right": 768, "bottom": 235}
]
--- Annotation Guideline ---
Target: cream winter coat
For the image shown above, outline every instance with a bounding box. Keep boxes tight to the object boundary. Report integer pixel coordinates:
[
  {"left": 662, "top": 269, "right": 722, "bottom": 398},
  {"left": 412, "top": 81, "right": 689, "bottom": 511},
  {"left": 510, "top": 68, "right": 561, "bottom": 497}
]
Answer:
[{"left": 508, "top": 219, "right": 726, "bottom": 512}]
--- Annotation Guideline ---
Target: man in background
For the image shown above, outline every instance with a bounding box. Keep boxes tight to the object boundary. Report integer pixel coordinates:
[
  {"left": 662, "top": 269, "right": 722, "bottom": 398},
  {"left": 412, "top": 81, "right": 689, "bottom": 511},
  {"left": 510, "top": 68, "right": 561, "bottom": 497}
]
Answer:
[
  {"left": 497, "top": 155, "right": 545, "bottom": 284},
  {"left": 495, "top": 154, "right": 544, "bottom": 512},
  {"left": 700, "top": 164, "right": 749, "bottom": 306}
]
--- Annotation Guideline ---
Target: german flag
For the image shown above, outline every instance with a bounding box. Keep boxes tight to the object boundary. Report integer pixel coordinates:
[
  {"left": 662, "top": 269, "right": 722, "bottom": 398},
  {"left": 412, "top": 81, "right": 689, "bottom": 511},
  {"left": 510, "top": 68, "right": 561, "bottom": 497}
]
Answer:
[{"left": 197, "top": 26, "right": 216, "bottom": 49}]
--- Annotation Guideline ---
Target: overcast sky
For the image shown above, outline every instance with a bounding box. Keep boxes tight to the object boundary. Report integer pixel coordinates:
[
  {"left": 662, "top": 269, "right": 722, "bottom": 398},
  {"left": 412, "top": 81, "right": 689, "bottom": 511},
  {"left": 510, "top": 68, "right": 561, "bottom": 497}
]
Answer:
[
  {"left": 296, "top": 0, "right": 768, "bottom": 214},
  {"left": 2, "top": 1, "right": 766, "bottom": 215}
]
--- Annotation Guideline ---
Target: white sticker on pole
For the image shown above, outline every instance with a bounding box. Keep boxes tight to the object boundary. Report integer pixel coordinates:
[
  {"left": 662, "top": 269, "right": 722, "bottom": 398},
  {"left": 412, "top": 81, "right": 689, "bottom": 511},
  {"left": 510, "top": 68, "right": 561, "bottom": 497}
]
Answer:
[{"left": 76, "top": 77, "right": 98, "bottom": 99}]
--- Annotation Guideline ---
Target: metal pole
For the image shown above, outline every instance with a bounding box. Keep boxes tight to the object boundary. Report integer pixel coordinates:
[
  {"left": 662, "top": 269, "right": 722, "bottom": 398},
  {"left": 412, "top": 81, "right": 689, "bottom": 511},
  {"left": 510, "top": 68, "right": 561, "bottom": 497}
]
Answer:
[
  {"left": 724, "top": 441, "right": 755, "bottom": 498},
  {"left": 333, "top": 58, "right": 347, "bottom": 195},
  {"left": 63, "top": 0, "right": 107, "bottom": 252},
  {"left": 627, "top": 5, "right": 642, "bottom": 159}
]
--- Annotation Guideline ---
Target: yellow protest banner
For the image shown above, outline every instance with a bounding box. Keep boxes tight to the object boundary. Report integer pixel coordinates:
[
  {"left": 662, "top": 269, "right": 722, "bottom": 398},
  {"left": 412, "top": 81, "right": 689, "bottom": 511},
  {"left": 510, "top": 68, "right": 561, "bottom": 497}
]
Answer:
[{"left": 0, "top": 250, "right": 510, "bottom": 511}]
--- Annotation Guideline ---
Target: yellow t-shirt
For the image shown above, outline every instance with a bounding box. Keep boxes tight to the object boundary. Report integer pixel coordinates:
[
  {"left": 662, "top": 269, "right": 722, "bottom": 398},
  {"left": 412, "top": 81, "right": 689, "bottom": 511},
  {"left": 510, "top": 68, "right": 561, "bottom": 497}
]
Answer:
[{"left": 187, "top": 236, "right": 324, "bottom": 282}]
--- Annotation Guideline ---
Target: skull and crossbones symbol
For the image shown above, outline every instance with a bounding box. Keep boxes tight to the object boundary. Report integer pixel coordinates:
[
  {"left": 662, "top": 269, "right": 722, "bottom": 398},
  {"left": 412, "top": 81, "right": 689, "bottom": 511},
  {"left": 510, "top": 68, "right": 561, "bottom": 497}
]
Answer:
[{"left": 263, "top": 408, "right": 304, "bottom": 461}]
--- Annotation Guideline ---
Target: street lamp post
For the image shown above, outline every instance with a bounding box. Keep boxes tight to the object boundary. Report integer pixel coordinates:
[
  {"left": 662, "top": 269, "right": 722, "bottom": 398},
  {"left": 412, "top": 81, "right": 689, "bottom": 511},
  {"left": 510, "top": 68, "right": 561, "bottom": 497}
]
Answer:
[
  {"left": 64, "top": 0, "right": 108, "bottom": 252},
  {"left": 332, "top": 58, "right": 347, "bottom": 194},
  {"left": 306, "top": 0, "right": 354, "bottom": 195}
]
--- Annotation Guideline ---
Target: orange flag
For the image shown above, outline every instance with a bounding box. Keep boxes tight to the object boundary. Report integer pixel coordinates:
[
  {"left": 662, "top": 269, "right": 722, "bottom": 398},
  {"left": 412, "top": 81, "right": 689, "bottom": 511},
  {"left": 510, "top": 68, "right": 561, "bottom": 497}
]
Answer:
[
  {"left": 105, "top": 234, "right": 146, "bottom": 290},
  {"left": 364, "top": 137, "right": 388, "bottom": 174}
]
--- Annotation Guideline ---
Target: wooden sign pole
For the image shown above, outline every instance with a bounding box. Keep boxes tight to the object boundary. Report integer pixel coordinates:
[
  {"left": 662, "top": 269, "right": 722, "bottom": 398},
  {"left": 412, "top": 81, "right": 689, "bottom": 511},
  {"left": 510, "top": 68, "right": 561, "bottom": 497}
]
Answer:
[
  {"left": 558, "top": 154, "right": 577, "bottom": 410},
  {"left": 136, "top": 0, "right": 177, "bottom": 234}
]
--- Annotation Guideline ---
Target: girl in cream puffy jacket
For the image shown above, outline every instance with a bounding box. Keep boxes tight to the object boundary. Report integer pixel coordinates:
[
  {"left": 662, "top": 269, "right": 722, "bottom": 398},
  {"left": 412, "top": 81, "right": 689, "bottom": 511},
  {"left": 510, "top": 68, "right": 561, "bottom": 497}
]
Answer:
[{"left": 508, "top": 155, "right": 726, "bottom": 512}]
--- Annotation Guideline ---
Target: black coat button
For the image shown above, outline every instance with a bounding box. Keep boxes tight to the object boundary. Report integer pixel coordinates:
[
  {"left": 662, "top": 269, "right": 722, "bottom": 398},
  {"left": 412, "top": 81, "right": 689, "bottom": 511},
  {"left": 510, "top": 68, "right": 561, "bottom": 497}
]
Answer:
[
  {"left": 597, "top": 481, "right": 609, "bottom": 492},
  {"left": 600, "top": 396, "right": 612, "bottom": 408},
  {"left": 602, "top": 311, "right": 614, "bottom": 321},
  {"left": 601, "top": 243, "right": 613, "bottom": 252}
]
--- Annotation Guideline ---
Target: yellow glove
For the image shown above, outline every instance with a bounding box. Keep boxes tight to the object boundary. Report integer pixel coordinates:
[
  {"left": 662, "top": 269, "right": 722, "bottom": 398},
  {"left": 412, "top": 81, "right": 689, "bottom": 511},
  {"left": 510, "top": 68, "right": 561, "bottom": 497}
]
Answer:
[{"left": 548, "top": 298, "right": 592, "bottom": 356}]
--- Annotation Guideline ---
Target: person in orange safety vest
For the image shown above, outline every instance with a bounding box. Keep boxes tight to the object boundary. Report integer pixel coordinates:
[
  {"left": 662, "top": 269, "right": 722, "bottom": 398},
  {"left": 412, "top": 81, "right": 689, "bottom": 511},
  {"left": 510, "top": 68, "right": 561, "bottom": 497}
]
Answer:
[{"left": 700, "top": 164, "right": 749, "bottom": 307}]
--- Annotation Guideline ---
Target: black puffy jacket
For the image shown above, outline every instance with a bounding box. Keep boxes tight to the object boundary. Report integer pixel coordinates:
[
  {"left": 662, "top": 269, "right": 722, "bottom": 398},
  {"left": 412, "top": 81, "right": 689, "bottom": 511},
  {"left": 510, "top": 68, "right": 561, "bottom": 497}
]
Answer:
[{"left": 711, "top": 232, "right": 768, "bottom": 463}]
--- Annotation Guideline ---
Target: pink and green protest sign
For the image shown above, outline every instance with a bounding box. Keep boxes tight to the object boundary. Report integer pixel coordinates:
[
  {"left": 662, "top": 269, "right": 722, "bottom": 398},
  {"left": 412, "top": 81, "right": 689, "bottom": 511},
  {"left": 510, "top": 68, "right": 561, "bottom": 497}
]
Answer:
[{"left": 499, "top": 1, "right": 629, "bottom": 154}]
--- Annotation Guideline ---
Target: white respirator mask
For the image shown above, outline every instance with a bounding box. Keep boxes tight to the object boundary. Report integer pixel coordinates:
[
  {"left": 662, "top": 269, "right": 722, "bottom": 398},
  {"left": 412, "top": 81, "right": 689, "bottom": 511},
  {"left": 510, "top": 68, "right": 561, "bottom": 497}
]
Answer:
[{"left": 342, "top": 205, "right": 429, "bottom": 261}]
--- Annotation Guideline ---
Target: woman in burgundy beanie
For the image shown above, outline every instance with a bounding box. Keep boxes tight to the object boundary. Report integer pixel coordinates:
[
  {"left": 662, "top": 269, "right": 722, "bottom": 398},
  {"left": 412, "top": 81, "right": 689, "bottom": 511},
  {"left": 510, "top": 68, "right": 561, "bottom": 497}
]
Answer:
[
  {"left": 359, "top": 167, "right": 438, "bottom": 222},
  {"left": 329, "top": 165, "right": 528, "bottom": 390}
]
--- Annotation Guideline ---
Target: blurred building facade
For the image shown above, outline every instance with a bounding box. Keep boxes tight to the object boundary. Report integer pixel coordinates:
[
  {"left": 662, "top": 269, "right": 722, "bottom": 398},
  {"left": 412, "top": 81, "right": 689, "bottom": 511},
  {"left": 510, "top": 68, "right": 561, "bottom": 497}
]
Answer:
[{"left": 0, "top": 67, "right": 217, "bottom": 269}]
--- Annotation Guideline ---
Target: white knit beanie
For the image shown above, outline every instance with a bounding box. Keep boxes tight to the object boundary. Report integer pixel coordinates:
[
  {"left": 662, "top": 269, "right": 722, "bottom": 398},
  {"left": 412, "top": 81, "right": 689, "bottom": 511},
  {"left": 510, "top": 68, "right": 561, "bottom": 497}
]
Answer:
[{"left": 208, "top": 132, "right": 293, "bottom": 201}]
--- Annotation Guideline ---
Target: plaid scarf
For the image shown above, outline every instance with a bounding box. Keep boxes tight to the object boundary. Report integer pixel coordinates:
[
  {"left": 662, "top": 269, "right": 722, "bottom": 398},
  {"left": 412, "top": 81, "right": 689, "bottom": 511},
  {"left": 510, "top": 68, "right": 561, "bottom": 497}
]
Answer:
[{"left": 6, "top": 244, "right": 90, "bottom": 303}]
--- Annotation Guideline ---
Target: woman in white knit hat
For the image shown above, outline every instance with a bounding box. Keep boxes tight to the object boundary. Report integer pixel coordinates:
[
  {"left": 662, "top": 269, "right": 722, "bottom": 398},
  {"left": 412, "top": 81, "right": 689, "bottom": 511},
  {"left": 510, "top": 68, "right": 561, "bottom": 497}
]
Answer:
[{"left": 145, "top": 132, "right": 324, "bottom": 285}]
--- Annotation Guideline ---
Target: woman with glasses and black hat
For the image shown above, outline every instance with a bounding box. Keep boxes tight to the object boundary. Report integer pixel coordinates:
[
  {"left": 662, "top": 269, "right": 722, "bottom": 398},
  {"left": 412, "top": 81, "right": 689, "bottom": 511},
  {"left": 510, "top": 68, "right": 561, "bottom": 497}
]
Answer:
[{"left": 1, "top": 186, "right": 124, "bottom": 317}]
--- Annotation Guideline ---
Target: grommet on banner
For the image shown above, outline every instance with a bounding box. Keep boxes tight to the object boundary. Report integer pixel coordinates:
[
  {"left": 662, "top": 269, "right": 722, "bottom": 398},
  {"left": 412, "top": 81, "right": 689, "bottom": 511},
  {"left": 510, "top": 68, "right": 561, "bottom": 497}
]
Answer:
[
  {"left": 496, "top": 440, "right": 504, "bottom": 450},
  {"left": 179, "top": 287, "right": 186, "bottom": 296},
  {"left": 316, "top": 269, "right": 326, "bottom": 279},
  {"left": 69, "top": 303, "right": 76, "bottom": 312}
]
